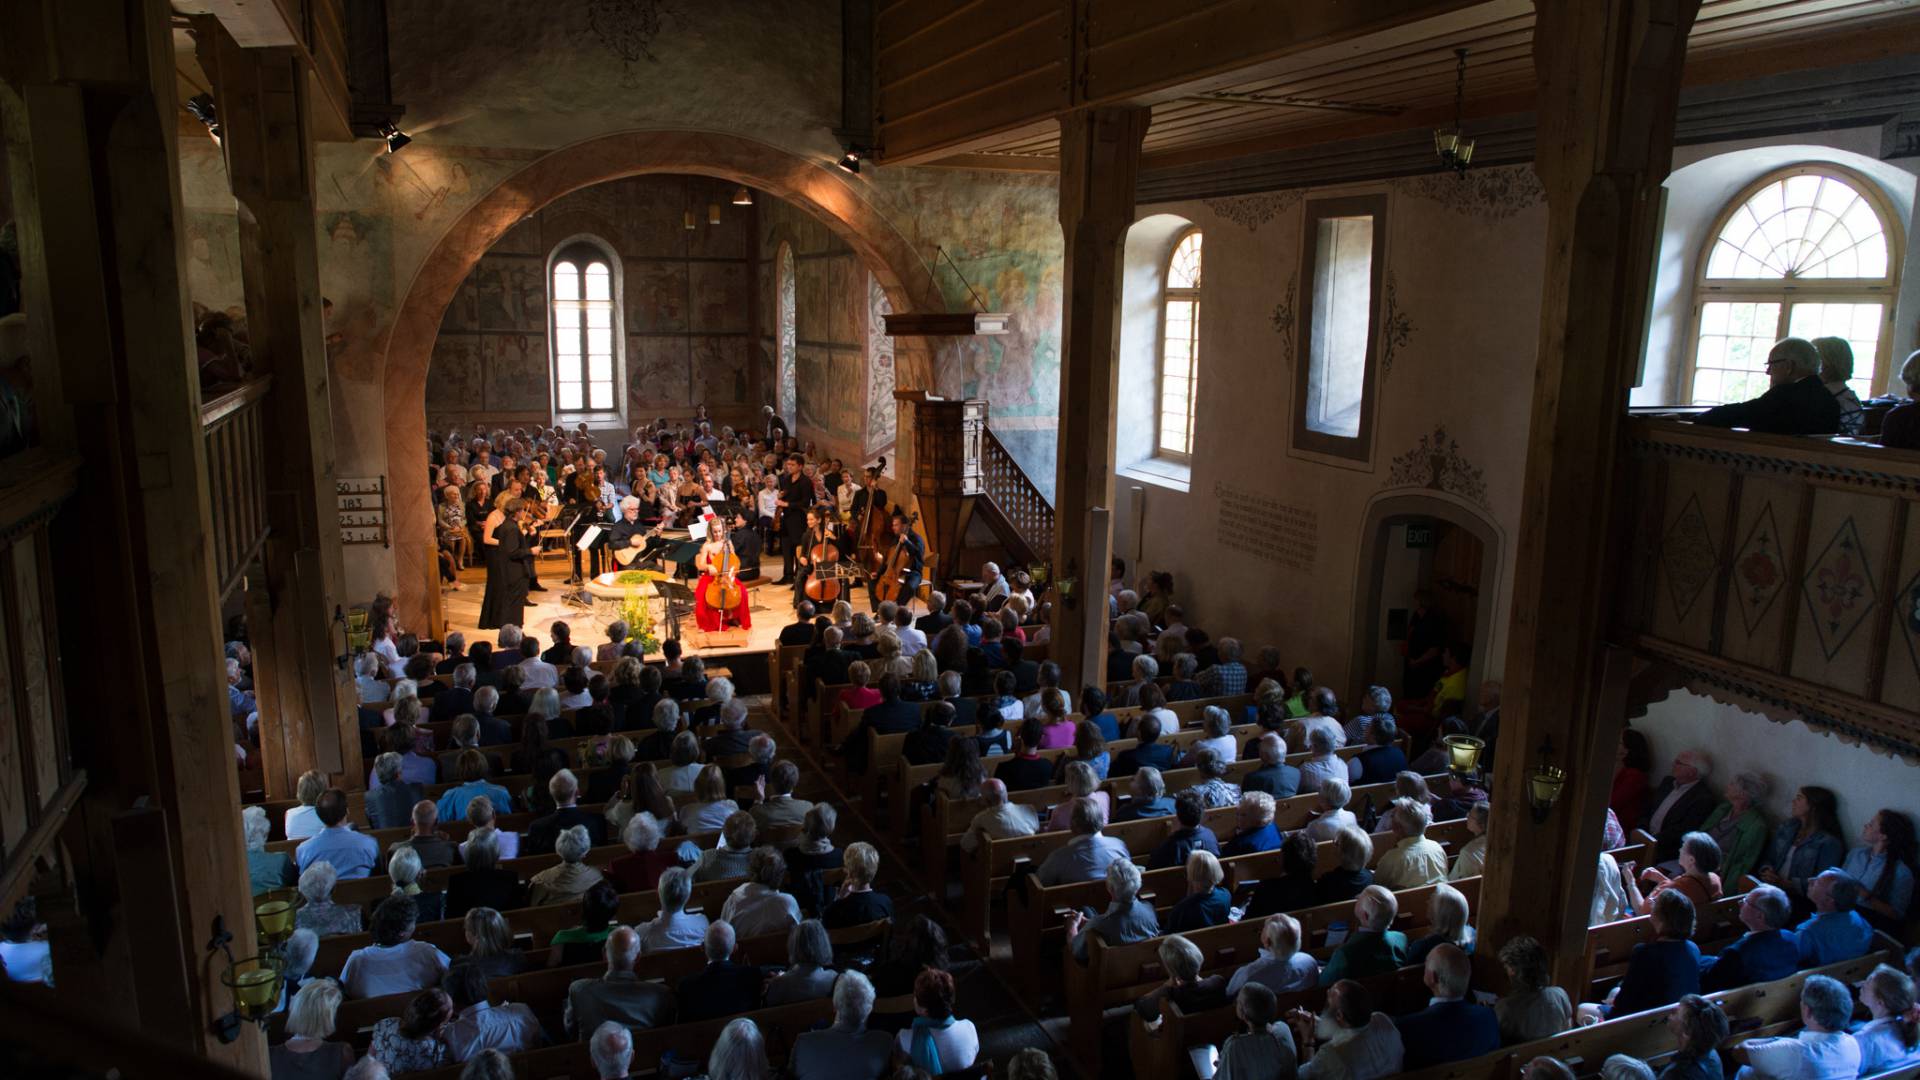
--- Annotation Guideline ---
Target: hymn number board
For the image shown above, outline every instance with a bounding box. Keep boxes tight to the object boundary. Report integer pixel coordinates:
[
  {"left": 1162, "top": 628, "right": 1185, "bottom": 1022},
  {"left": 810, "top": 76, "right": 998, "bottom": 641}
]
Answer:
[{"left": 338, "top": 476, "right": 389, "bottom": 547}]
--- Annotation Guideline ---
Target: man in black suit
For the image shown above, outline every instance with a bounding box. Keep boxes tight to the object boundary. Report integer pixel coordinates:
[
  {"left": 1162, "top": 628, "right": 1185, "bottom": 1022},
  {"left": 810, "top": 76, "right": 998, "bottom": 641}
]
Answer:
[
  {"left": 523, "top": 769, "right": 609, "bottom": 856},
  {"left": 436, "top": 632, "right": 469, "bottom": 676},
  {"left": 366, "top": 751, "right": 425, "bottom": 830},
  {"left": 429, "top": 665, "right": 478, "bottom": 724},
  {"left": 803, "top": 626, "right": 857, "bottom": 692},
  {"left": 1004, "top": 638, "right": 1041, "bottom": 695},
  {"left": 676, "top": 921, "right": 765, "bottom": 1022},
  {"left": 436, "top": 715, "right": 507, "bottom": 779},
  {"left": 779, "top": 601, "right": 819, "bottom": 646},
  {"left": 445, "top": 828, "right": 525, "bottom": 918},
  {"left": 841, "top": 673, "right": 924, "bottom": 775},
  {"left": 493, "top": 665, "right": 531, "bottom": 716},
  {"left": 565, "top": 927, "right": 674, "bottom": 1038},
  {"left": 541, "top": 621, "right": 574, "bottom": 665},
  {"left": 470, "top": 686, "right": 512, "bottom": 746},
  {"left": 388, "top": 800, "right": 459, "bottom": 870},
  {"left": 1241, "top": 732, "right": 1301, "bottom": 799},
  {"left": 1646, "top": 748, "right": 1717, "bottom": 860},
  {"left": 1114, "top": 714, "right": 1180, "bottom": 778},
  {"left": 703, "top": 700, "right": 762, "bottom": 759},
  {"left": 773, "top": 455, "right": 812, "bottom": 586},
  {"left": 915, "top": 592, "right": 953, "bottom": 637},
  {"left": 1392, "top": 946, "right": 1501, "bottom": 1070},
  {"left": 573, "top": 676, "right": 615, "bottom": 739},
  {"left": 1697, "top": 337, "right": 1843, "bottom": 435},
  {"left": 993, "top": 719, "right": 1054, "bottom": 792},
  {"left": 936, "top": 671, "right": 979, "bottom": 730}
]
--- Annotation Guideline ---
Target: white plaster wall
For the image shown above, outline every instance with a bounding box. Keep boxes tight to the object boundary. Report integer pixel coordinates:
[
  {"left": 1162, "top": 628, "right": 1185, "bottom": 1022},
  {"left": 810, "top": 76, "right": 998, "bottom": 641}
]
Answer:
[
  {"left": 1636, "top": 689, "right": 1920, "bottom": 840},
  {"left": 1637, "top": 129, "right": 1920, "bottom": 405},
  {"left": 1113, "top": 171, "right": 1548, "bottom": 701}
]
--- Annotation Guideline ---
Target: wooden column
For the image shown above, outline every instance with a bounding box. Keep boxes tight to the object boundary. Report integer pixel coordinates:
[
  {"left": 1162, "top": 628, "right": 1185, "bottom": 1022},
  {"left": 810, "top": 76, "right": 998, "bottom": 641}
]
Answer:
[
  {"left": 1049, "top": 107, "right": 1148, "bottom": 693},
  {"left": 0, "top": 0, "right": 265, "bottom": 1069},
  {"left": 197, "top": 23, "right": 358, "bottom": 792},
  {"left": 1479, "top": 0, "right": 1701, "bottom": 990}
]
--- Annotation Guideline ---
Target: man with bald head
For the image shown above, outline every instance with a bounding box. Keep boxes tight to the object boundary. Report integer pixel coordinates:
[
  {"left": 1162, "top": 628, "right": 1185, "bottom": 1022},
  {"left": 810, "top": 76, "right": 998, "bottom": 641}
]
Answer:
[
  {"left": 1697, "top": 337, "right": 1843, "bottom": 435},
  {"left": 1392, "top": 944, "right": 1500, "bottom": 1069},
  {"left": 565, "top": 926, "right": 674, "bottom": 1037},
  {"left": 590, "top": 1021, "right": 635, "bottom": 1080},
  {"left": 960, "top": 778, "right": 1038, "bottom": 853},
  {"left": 1243, "top": 732, "right": 1301, "bottom": 798}
]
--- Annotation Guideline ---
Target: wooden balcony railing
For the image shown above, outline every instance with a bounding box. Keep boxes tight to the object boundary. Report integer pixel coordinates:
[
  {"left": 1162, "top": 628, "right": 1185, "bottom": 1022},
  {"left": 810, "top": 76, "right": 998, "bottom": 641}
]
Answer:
[
  {"left": 1621, "top": 418, "right": 1920, "bottom": 757},
  {"left": 201, "top": 376, "right": 273, "bottom": 600},
  {"left": 979, "top": 426, "right": 1055, "bottom": 567}
]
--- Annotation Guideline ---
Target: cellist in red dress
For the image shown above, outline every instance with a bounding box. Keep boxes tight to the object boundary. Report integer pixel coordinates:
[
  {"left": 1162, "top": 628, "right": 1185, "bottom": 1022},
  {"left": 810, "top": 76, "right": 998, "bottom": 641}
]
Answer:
[{"left": 693, "top": 515, "right": 752, "bottom": 631}]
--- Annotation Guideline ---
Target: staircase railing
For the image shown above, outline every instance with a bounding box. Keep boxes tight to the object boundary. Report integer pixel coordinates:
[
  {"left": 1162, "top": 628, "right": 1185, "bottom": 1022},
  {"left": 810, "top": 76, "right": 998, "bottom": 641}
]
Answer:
[
  {"left": 979, "top": 427, "right": 1055, "bottom": 563},
  {"left": 200, "top": 375, "right": 273, "bottom": 601}
]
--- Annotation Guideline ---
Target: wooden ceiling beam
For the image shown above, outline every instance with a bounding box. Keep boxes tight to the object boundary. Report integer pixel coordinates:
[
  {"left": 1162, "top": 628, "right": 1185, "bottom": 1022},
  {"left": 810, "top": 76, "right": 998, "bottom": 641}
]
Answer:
[
  {"left": 171, "top": 0, "right": 300, "bottom": 48},
  {"left": 875, "top": 0, "right": 1516, "bottom": 165}
]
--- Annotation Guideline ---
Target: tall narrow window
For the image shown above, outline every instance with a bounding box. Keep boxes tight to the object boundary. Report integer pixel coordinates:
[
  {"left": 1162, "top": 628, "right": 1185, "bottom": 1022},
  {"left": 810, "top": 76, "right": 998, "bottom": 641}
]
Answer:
[
  {"left": 1687, "top": 167, "right": 1899, "bottom": 404},
  {"left": 1157, "top": 230, "right": 1203, "bottom": 458},
  {"left": 550, "top": 242, "right": 618, "bottom": 414},
  {"left": 777, "top": 242, "right": 796, "bottom": 428},
  {"left": 1293, "top": 195, "right": 1387, "bottom": 461}
]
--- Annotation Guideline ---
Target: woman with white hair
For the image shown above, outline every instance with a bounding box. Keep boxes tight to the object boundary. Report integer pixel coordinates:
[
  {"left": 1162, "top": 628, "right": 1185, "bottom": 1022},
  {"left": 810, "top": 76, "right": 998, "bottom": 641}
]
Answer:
[
  {"left": 528, "top": 824, "right": 605, "bottom": 907},
  {"left": 1407, "top": 882, "right": 1476, "bottom": 965},
  {"left": 294, "top": 861, "right": 363, "bottom": 937},
  {"left": 679, "top": 765, "right": 740, "bottom": 834},
  {"left": 526, "top": 686, "right": 564, "bottom": 739},
  {"left": 1345, "top": 685, "right": 1395, "bottom": 744},
  {"left": 1044, "top": 761, "right": 1111, "bottom": 832},
  {"left": 244, "top": 805, "right": 295, "bottom": 895},
  {"left": 1191, "top": 705, "right": 1238, "bottom": 764},
  {"left": 1696, "top": 771, "right": 1772, "bottom": 886},
  {"left": 1882, "top": 349, "right": 1920, "bottom": 449},
  {"left": 638, "top": 866, "right": 709, "bottom": 953},
  {"left": 607, "top": 809, "right": 678, "bottom": 893},
  {"left": 284, "top": 769, "right": 328, "bottom": 841},
  {"left": 763, "top": 920, "right": 839, "bottom": 1005},
  {"left": 387, "top": 845, "right": 443, "bottom": 923},
  {"left": 271, "top": 980, "right": 356, "bottom": 1079},
  {"left": 1227, "top": 913, "right": 1320, "bottom": 995},
  {"left": 355, "top": 652, "right": 391, "bottom": 705},
  {"left": 1812, "top": 336, "right": 1866, "bottom": 435},
  {"left": 698, "top": 1017, "right": 771, "bottom": 1080}
]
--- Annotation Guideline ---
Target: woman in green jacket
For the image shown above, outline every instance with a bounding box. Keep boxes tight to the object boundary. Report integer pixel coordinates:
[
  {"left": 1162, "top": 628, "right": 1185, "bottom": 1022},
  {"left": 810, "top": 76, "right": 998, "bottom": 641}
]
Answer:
[{"left": 1695, "top": 772, "right": 1770, "bottom": 887}]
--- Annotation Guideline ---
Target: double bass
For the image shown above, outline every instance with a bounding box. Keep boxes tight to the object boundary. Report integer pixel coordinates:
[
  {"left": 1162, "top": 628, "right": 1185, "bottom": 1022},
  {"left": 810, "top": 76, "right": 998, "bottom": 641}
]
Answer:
[
  {"left": 853, "top": 458, "right": 891, "bottom": 575},
  {"left": 870, "top": 510, "right": 922, "bottom": 606}
]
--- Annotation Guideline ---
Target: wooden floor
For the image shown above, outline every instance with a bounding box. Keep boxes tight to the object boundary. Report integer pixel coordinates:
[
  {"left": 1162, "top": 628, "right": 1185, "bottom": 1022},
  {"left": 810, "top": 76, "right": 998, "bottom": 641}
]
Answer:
[{"left": 436, "top": 547, "right": 918, "bottom": 660}]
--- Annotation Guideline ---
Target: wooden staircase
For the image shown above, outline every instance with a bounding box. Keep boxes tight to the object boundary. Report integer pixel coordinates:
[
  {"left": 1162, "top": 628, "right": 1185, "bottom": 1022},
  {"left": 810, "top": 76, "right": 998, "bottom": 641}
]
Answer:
[{"left": 898, "top": 394, "right": 1056, "bottom": 583}]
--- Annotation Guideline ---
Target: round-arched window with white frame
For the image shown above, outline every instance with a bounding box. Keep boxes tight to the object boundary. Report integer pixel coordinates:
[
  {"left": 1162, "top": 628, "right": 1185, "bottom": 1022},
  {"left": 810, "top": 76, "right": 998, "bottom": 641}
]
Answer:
[
  {"left": 1686, "top": 165, "right": 1903, "bottom": 406},
  {"left": 548, "top": 239, "right": 624, "bottom": 421}
]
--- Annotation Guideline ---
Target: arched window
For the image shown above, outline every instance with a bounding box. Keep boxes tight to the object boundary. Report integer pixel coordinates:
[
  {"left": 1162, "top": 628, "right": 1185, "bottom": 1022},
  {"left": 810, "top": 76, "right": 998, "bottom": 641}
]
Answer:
[
  {"left": 1687, "top": 166, "right": 1901, "bottom": 405},
  {"left": 549, "top": 241, "right": 620, "bottom": 416},
  {"left": 1158, "top": 230, "right": 1203, "bottom": 458}
]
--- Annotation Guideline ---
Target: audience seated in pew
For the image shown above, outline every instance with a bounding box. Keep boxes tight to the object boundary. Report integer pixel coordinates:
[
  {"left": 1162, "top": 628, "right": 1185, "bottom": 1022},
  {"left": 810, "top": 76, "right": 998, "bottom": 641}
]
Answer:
[
  {"left": 1313, "top": 827, "right": 1376, "bottom": 907},
  {"left": 443, "top": 958, "right": 545, "bottom": 1062},
  {"left": 1243, "top": 733, "right": 1300, "bottom": 799},
  {"left": 340, "top": 895, "right": 450, "bottom": 1000},
  {"left": 1228, "top": 912, "right": 1321, "bottom": 996},
  {"left": 1496, "top": 935, "right": 1574, "bottom": 1045},
  {"left": 1223, "top": 791, "right": 1282, "bottom": 857},
  {"left": 899, "top": 968, "right": 980, "bottom": 1074},
  {"left": 960, "top": 778, "right": 1039, "bottom": 852},
  {"left": 368, "top": 987, "right": 453, "bottom": 1073},
  {"left": 1114, "top": 713, "right": 1179, "bottom": 777},
  {"left": 1066, "top": 858, "right": 1160, "bottom": 963},
  {"left": 548, "top": 880, "right": 623, "bottom": 968},
  {"left": 784, "top": 804, "right": 845, "bottom": 918},
  {"left": 1583, "top": 889, "right": 1703, "bottom": 1023},
  {"left": 1284, "top": 977, "right": 1403, "bottom": 1080},
  {"left": 1794, "top": 869, "right": 1875, "bottom": 968},
  {"left": 1044, "top": 761, "right": 1109, "bottom": 832},
  {"left": 528, "top": 825, "right": 605, "bottom": 907},
  {"left": 676, "top": 921, "right": 763, "bottom": 1023},
  {"left": 1405, "top": 882, "right": 1475, "bottom": 967},
  {"left": 997, "top": 719, "right": 1057, "bottom": 793},
  {"left": 563, "top": 925, "right": 674, "bottom": 1039},
  {"left": 1245, "top": 831, "right": 1321, "bottom": 919},
  {"left": 1165, "top": 851, "right": 1232, "bottom": 933},
  {"left": 1319, "top": 885, "right": 1410, "bottom": 987},
  {"left": 299, "top": 790, "right": 382, "bottom": 879},
  {"left": 637, "top": 867, "right": 708, "bottom": 954},
  {"left": 297, "top": 862, "right": 364, "bottom": 937},
  {"left": 1853, "top": 963, "right": 1920, "bottom": 1075},
  {"left": 1728, "top": 973, "right": 1858, "bottom": 1080},
  {"left": 274, "top": 980, "right": 357, "bottom": 1078},
  {"left": 446, "top": 828, "right": 527, "bottom": 919},
  {"left": 1119, "top": 767, "right": 1175, "bottom": 822},
  {"left": 460, "top": 907, "right": 527, "bottom": 978},
  {"left": 690, "top": 813, "right": 755, "bottom": 883},
  {"left": 762, "top": 920, "right": 837, "bottom": 1006},
  {"left": 789, "top": 971, "right": 893, "bottom": 1080},
  {"left": 1372, "top": 797, "right": 1449, "bottom": 891},
  {"left": 822, "top": 842, "right": 892, "bottom": 930},
  {"left": 1148, "top": 792, "right": 1222, "bottom": 871},
  {"left": 1393, "top": 944, "right": 1500, "bottom": 1070},
  {"left": 1700, "top": 884, "right": 1800, "bottom": 992}
]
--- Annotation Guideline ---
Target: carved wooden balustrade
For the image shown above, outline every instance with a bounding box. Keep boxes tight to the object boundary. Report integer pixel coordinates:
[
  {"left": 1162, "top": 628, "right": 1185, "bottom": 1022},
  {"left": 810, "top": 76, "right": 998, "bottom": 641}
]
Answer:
[
  {"left": 200, "top": 376, "right": 273, "bottom": 601},
  {"left": 1622, "top": 418, "right": 1920, "bottom": 757},
  {"left": 979, "top": 426, "right": 1056, "bottom": 567}
]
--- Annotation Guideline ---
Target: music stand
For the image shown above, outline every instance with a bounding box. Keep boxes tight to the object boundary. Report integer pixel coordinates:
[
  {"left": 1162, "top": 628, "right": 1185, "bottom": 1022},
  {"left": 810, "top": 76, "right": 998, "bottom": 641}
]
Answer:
[{"left": 650, "top": 578, "right": 698, "bottom": 643}]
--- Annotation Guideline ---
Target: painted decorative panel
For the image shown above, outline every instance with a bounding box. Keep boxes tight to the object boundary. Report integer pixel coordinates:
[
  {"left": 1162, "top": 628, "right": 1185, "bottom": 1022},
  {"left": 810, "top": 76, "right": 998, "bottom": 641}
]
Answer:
[
  {"left": 1650, "top": 466, "right": 1727, "bottom": 651},
  {"left": 1718, "top": 478, "right": 1800, "bottom": 670},
  {"left": 866, "top": 273, "right": 897, "bottom": 458},
  {"left": 1884, "top": 520, "right": 1920, "bottom": 713},
  {"left": 1789, "top": 488, "right": 1891, "bottom": 697}
]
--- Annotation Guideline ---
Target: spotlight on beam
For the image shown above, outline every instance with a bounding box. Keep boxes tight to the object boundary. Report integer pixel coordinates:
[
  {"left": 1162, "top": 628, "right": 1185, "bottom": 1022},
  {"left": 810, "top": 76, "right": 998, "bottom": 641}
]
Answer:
[
  {"left": 836, "top": 148, "right": 862, "bottom": 174},
  {"left": 731, "top": 186, "right": 754, "bottom": 206},
  {"left": 379, "top": 122, "right": 412, "bottom": 154}
]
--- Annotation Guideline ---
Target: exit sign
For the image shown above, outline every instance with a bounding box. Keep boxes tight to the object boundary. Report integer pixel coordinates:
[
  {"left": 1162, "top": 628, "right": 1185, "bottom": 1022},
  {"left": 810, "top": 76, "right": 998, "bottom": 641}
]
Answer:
[{"left": 1405, "top": 524, "right": 1435, "bottom": 548}]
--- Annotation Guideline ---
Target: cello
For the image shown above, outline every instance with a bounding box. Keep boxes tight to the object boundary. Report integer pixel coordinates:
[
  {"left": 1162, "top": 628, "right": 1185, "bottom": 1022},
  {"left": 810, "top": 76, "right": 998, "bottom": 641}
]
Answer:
[
  {"left": 803, "top": 518, "right": 843, "bottom": 603},
  {"left": 702, "top": 532, "right": 743, "bottom": 617},
  {"left": 870, "top": 510, "right": 922, "bottom": 606}
]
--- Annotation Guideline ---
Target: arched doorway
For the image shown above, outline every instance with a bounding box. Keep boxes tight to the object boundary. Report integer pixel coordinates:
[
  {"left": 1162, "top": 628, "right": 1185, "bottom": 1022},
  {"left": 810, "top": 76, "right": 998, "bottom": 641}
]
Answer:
[
  {"left": 1348, "top": 493, "right": 1506, "bottom": 732},
  {"left": 380, "top": 131, "right": 944, "bottom": 630}
]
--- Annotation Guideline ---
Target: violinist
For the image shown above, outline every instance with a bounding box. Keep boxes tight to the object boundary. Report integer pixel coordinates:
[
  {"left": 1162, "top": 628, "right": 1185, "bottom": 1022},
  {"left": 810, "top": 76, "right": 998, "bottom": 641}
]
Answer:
[{"left": 693, "top": 516, "right": 751, "bottom": 631}]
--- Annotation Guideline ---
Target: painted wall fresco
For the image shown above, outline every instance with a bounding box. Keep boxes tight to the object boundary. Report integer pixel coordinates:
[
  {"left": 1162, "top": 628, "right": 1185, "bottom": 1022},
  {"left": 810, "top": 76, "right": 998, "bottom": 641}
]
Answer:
[
  {"left": 425, "top": 174, "right": 754, "bottom": 425},
  {"left": 866, "top": 273, "right": 897, "bottom": 457}
]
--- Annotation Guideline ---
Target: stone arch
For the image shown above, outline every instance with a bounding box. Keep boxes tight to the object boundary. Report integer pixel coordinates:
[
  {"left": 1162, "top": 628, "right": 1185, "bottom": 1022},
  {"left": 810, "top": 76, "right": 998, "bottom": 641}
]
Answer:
[
  {"left": 1346, "top": 491, "right": 1508, "bottom": 711},
  {"left": 381, "top": 131, "right": 945, "bottom": 628}
]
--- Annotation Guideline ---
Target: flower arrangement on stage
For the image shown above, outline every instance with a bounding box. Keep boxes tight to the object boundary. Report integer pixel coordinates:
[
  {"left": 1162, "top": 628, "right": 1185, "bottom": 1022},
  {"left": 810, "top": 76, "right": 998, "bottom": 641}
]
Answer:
[{"left": 617, "top": 586, "right": 661, "bottom": 656}]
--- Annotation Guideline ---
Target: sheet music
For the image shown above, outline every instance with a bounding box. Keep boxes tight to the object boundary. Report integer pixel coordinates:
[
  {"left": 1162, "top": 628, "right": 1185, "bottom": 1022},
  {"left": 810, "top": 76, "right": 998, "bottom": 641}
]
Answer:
[
  {"left": 688, "top": 519, "right": 709, "bottom": 540},
  {"left": 576, "top": 525, "right": 603, "bottom": 551}
]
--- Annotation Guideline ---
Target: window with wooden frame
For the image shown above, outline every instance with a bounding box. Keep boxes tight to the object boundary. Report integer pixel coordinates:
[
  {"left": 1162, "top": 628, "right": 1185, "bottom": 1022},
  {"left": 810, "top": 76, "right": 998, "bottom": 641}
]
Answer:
[
  {"left": 1685, "top": 165, "right": 1901, "bottom": 406},
  {"left": 1293, "top": 194, "right": 1387, "bottom": 461},
  {"left": 1156, "top": 229, "right": 1204, "bottom": 459},
  {"left": 549, "top": 240, "right": 621, "bottom": 417}
]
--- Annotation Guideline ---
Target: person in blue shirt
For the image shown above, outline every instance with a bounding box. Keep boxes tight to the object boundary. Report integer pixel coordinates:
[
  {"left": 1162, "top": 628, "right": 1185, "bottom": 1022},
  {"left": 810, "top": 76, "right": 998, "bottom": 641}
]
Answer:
[
  {"left": 294, "top": 789, "right": 380, "bottom": 879},
  {"left": 436, "top": 750, "right": 514, "bottom": 823},
  {"left": 1221, "top": 791, "right": 1282, "bottom": 857},
  {"left": 1147, "top": 791, "right": 1220, "bottom": 871},
  {"left": 1758, "top": 785, "right": 1845, "bottom": 910},
  {"left": 1794, "top": 869, "right": 1875, "bottom": 967},
  {"left": 1117, "top": 768, "right": 1175, "bottom": 821},
  {"left": 1113, "top": 714, "right": 1179, "bottom": 777},
  {"left": 1164, "top": 851, "right": 1232, "bottom": 933},
  {"left": 1843, "top": 809, "right": 1916, "bottom": 933},
  {"left": 1595, "top": 890, "right": 1700, "bottom": 1020},
  {"left": 227, "top": 657, "right": 255, "bottom": 718},
  {"left": 1699, "top": 883, "right": 1799, "bottom": 992},
  {"left": 1080, "top": 687, "right": 1119, "bottom": 743},
  {"left": 1354, "top": 716, "right": 1410, "bottom": 786}
]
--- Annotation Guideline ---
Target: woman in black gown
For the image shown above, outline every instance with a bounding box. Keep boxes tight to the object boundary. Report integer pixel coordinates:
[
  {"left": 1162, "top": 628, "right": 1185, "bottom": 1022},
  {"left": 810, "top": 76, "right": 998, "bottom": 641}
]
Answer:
[{"left": 478, "top": 497, "right": 532, "bottom": 629}]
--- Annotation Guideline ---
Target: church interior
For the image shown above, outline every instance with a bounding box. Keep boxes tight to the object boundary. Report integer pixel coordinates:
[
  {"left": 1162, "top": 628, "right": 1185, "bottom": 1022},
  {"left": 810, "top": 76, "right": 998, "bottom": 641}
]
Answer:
[{"left": 2, "top": 2, "right": 1920, "bottom": 1079}]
